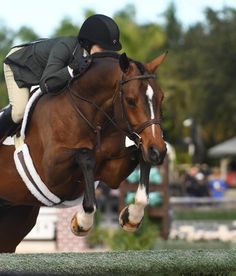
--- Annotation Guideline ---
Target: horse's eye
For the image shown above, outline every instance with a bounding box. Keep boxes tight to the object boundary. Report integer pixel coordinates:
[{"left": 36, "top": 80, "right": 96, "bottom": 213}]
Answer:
[{"left": 125, "top": 97, "right": 136, "bottom": 107}]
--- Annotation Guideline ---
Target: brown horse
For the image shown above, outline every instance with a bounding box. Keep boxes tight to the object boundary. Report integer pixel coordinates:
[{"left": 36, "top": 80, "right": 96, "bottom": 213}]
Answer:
[{"left": 0, "top": 52, "right": 167, "bottom": 252}]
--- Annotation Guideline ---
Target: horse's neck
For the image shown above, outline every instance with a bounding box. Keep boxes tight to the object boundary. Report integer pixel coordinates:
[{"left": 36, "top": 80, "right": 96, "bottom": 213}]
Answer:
[
  {"left": 70, "top": 64, "right": 119, "bottom": 125},
  {"left": 29, "top": 62, "right": 119, "bottom": 149}
]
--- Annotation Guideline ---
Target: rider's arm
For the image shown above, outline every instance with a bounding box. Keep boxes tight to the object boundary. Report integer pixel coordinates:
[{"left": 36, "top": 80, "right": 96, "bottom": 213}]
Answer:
[{"left": 39, "top": 39, "right": 79, "bottom": 93}]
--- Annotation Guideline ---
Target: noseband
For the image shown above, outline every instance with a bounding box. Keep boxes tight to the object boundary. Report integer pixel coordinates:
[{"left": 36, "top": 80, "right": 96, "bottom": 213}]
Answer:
[{"left": 117, "top": 74, "right": 162, "bottom": 148}]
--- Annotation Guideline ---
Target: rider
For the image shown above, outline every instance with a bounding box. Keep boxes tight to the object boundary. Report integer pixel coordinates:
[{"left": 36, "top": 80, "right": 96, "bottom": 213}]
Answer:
[{"left": 0, "top": 14, "right": 122, "bottom": 142}]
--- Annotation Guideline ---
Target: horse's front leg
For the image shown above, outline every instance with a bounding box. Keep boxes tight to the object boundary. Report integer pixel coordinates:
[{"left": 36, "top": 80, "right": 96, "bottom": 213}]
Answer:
[
  {"left": 71, "top": 148, "right": 96, "bottom": 236},
  {"left": 119, "top": 156, "right": 151, "bottom": 232}
]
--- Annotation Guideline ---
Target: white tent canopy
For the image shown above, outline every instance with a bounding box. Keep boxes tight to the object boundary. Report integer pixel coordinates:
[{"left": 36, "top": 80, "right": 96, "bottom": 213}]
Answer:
[{"left": 208, "top": 137, "right": 236, "bottom": 157}]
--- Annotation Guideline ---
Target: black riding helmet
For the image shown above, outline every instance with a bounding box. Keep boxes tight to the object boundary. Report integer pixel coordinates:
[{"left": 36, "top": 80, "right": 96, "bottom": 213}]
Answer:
[{"left": 78, "top": 14, "right": 122, "bottom": 51}]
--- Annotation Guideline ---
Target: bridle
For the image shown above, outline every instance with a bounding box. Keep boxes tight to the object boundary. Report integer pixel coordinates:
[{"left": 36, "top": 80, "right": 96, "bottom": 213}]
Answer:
[
  {"left": 68, "top": 69, "right": 162, "bottom": 149},
  {"left": 114, "top": 73, "right": 162, "bottom": 147}
]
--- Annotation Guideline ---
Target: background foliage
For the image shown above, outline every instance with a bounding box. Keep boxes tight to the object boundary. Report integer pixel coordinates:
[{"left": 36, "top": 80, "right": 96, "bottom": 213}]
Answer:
[
  {"left": 0, "top": 3, "right": 235, "bottom": 162},
  {"left": 87, "top": 212, "right": 160, "bottom": 250}
]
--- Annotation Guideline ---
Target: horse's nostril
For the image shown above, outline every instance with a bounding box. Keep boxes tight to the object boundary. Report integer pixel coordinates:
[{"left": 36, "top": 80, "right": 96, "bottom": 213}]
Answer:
[
  {"left": 148, "top": 145, "right": 161, "bottom": 164},
  {"left": 147, "top": 145, "right": 167, "bottom": 165}
]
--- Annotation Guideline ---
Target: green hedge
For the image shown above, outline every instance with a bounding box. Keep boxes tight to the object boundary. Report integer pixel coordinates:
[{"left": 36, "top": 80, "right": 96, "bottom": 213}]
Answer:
[
  {"left": 87, "top": 214, "right": 160, "bottom": 250},
  {"left": 1, "top": 250, "right": 236, "bottom": 275}
]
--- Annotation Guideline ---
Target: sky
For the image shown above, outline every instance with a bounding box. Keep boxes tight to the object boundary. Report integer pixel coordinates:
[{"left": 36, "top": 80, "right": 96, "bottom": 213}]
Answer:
[{"left": 0, "top": 0, "right": 236, "bottom": 37}]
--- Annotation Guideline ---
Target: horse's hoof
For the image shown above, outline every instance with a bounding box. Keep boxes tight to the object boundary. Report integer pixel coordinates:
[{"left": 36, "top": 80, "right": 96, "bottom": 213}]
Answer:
[
  {"left": 70, "top": 215, "right": 91, "bottom": 237},
  {"left": 119, "top": 206, "right": 142, "bottom": 232}
]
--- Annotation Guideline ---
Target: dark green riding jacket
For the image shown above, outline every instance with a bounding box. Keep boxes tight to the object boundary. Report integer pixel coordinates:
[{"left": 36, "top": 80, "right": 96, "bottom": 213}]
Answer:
[{"left": 4, "top": 36, "right": 86, "bottom": 93}]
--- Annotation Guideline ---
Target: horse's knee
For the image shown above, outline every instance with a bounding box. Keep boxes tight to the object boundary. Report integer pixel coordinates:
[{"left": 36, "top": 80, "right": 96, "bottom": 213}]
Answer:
[{"left": 75, "top": 148, "right": 95, "bottom": 169}]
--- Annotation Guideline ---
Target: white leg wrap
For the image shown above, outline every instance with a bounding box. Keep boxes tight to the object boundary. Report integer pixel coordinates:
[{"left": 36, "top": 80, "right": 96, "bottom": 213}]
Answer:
[
  {"left": 75, "top": 205, "right": 96, "bottom": 230},
  {"left": 128, "top": 204, "right": 145, "bottom": 225},
  {"left": 135, "top": 184, "right": 148, "bottom": 206},
  {"left": 128, "top": 184, "right": 148, "bottom": 225}
]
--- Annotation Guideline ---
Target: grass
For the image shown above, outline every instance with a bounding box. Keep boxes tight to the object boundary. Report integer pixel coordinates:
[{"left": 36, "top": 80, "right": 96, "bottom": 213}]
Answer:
[{"left": 1, "top": 250, "right": 236, "bottom": 275}]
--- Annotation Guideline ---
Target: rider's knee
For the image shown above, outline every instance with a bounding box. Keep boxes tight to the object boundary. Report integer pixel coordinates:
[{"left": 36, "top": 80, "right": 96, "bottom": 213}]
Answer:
[{"left": 11, "top": 106, "right": 25, "bottom": 123}]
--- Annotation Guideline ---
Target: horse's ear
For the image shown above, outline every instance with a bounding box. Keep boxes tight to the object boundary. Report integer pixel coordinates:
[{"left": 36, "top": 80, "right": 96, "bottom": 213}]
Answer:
[
  {"left": 146, "top": 51, "right": 168, "bottom": 73},
  {"left": 119, "top": 53, "right": 130, "bottom": 73}
]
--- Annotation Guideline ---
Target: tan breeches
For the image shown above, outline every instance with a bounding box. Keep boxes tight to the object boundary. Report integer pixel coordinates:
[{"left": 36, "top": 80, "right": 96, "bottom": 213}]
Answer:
[{"left": 3, "top": 47, "right": 30, "bottom": 123}]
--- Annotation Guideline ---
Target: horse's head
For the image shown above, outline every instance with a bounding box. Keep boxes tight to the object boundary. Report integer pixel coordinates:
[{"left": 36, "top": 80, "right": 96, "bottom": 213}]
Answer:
[
  {"left": 67, "top": 51, "right": 167, "bottom": 165},
  {"left": 116, "top": 53, "right": 167, "bottom": 165}
]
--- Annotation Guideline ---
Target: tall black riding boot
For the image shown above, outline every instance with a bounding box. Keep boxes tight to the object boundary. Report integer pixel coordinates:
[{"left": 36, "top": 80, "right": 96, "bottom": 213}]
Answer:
[{"left": 0, "top": 105, "right": 20, "bottom": 143}]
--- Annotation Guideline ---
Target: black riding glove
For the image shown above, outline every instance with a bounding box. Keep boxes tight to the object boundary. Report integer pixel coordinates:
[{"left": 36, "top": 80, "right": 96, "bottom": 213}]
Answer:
[
  {"left": 69, "top": 56, "right": 92, "bottom": 76},
  {"left": 69, "top": 58, "right": 80, "bottom": 71}
]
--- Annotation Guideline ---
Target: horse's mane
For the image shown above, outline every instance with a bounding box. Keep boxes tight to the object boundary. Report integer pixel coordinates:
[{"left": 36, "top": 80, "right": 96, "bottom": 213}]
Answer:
[
  {"left": 91, "top": 51, "right": 121, "bottom": 60},
  {"left": 91, "top": 51, "right": 146, "bottom": 75},
  {"left": 70, "top": 51, "right": 146, "bottom": 88}
]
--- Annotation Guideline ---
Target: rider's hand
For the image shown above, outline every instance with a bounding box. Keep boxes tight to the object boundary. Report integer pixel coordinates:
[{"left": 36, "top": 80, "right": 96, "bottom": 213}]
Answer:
[
  {"left": 69, "top": 58, "right": 80, "bottom": 72},
  {"left": 68, "top": 56, "right": 92, "bottom": 76}
]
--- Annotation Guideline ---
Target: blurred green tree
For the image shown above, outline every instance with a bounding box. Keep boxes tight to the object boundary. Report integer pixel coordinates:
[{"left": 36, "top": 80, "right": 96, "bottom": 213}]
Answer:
[
  {"left": 17, "top": 26, "right": 39, "bottom": 42},
  {"left": 0, "top": 25, "right": 15, "bottom": 106},
  {"left": 53, "top": 18, "right": 79, "bottom": 37}
]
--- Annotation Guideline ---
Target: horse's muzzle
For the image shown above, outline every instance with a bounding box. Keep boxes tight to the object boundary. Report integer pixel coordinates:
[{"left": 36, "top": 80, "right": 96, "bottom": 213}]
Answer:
[{"left": 147, "top": 144, "right": 167, "bottom": 165}]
